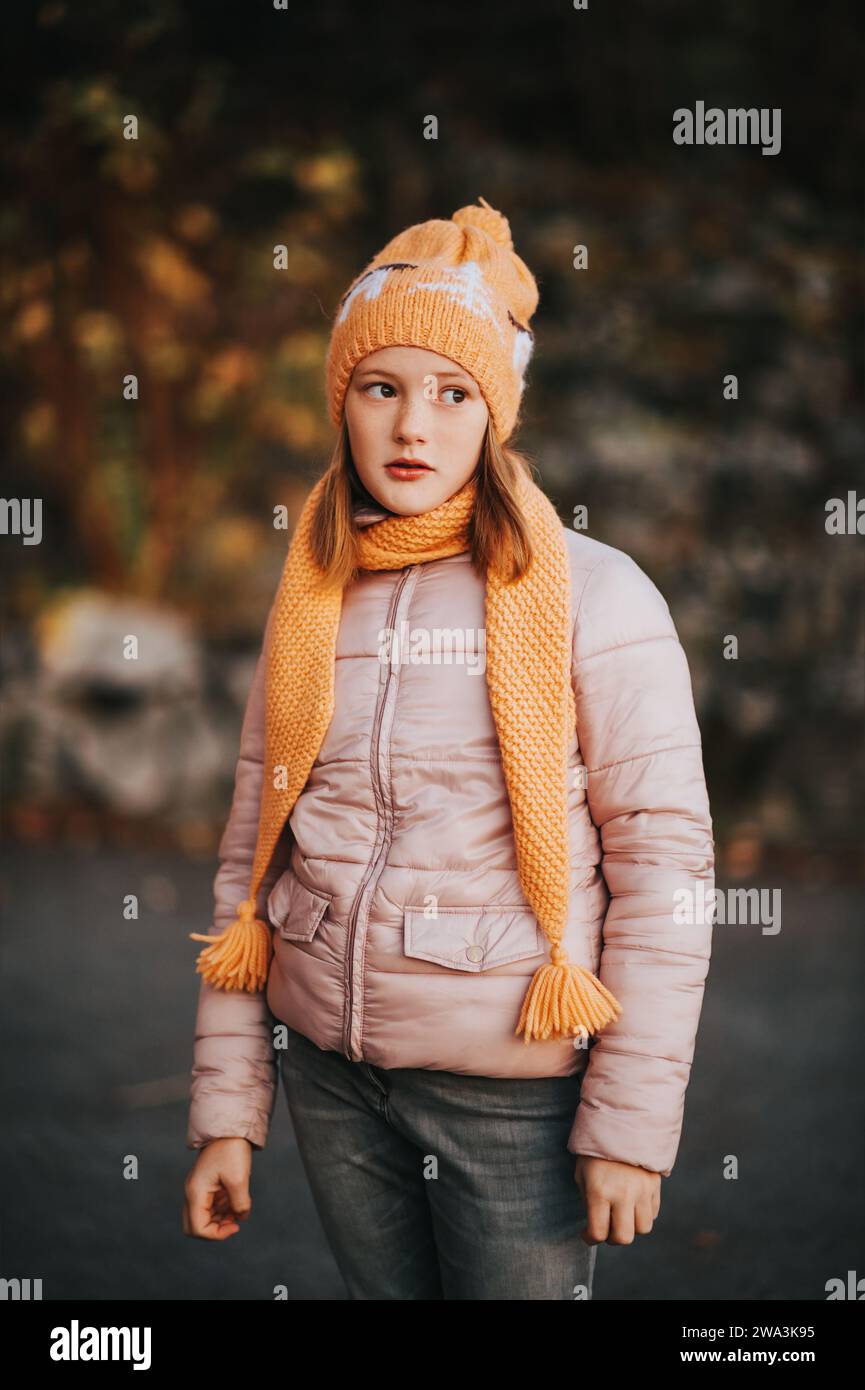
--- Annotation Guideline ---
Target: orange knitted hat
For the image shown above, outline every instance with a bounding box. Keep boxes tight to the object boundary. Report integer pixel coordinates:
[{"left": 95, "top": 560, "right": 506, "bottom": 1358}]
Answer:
[{"left": 325, "top": 196, "right": 539, "bottom": 442}]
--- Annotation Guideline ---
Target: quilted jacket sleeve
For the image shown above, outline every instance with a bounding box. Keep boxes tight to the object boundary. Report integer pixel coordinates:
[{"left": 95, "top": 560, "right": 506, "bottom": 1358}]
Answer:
[
  {"left": 566, "top": 552, "right": 715, "bottom": 1178},
  {"left": 186, "top": 604, "right": 284, "bottom": 1152}
]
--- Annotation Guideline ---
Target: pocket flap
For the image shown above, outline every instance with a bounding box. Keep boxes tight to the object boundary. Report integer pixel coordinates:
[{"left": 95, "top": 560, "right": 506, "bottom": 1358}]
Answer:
[
  {"left": 403, "top": 905, "right": 545, "bottom": 972},
  {"left": 266, "top": 871, "right": 332, "bottom": 941}
]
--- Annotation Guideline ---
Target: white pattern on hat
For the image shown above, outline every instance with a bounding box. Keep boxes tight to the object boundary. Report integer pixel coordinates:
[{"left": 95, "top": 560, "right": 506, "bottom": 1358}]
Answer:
[
  {"left": 336, "top": 266, "right": 394, "bottom": 324},
  {"left": 513, "top": 326, "right": 534, "bottom": 379},
  {"left": 405, "top": 261, "right": 506, "bottom": 344}
]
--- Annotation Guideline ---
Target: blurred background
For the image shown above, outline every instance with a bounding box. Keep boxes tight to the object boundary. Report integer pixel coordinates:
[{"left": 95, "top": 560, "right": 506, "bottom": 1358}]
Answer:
[{"left": 1, "top": 0, "right": 862, "bottom": 1301}]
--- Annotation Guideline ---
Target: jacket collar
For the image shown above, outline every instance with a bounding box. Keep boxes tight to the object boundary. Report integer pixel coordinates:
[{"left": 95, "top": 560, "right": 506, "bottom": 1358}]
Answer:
[{"left": 353, "top": 499, "right": 394, "bottom": 529}]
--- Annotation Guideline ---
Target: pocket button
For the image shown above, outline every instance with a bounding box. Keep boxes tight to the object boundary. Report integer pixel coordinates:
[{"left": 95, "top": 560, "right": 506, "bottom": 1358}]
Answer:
[{"left": 466, "top": 945, "right": 485, "bottom": 963}]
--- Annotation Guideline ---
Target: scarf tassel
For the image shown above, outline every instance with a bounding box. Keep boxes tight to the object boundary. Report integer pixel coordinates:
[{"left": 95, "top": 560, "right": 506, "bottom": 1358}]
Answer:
[
  {"left": 189, "top": 899, "right": 273, "bottom": 993},
  {"left": 515, "top": 944, "right": 623, "bottom": 1044}
]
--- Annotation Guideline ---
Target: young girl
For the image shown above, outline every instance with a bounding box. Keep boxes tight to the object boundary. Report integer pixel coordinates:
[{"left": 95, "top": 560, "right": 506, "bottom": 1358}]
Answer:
[{"left": 182, "top": 198, "right": 715, "bottom": 1301}]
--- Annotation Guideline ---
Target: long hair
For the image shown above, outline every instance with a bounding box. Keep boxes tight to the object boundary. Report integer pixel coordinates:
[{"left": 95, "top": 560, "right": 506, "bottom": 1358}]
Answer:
[{"left": 309, "top": 415, "right": 539, "bottom": 591}]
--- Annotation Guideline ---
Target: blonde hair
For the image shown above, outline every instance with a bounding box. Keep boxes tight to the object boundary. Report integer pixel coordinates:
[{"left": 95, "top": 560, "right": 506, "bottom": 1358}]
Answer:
[{"left": 309, "top": 416, "right": 539, "bottom": 590}]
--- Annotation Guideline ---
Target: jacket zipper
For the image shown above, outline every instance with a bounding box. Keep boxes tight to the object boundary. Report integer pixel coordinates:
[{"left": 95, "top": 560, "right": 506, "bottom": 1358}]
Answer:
[{"left": 342, "top": 565, "right": 418, "bottom": 1060}]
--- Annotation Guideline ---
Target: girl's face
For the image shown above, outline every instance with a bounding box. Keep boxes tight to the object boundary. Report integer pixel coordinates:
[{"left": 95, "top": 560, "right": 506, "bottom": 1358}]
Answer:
[{"left": 344, "top": 345, "right": 490, "bottom": 516}]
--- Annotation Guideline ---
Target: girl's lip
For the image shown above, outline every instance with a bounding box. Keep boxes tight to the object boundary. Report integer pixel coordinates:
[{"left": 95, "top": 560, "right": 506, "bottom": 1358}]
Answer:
[{"left": 385, "top": 462, "right": 432, "bottom": 473}]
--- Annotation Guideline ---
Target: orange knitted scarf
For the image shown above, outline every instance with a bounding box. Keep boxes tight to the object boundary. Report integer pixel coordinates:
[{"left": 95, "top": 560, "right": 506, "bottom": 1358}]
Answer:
[{"left": 191, "top": 468, "right": 622, "bottom": 1044}]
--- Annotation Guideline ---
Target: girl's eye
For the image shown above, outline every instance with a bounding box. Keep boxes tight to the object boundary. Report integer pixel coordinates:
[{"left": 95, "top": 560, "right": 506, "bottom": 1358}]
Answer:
[
  {"left": 365, "top": 382, "right": 397, "bottom": 399},
  {"left": 440, "top": 387, "right": 467, "bottom": 404}
]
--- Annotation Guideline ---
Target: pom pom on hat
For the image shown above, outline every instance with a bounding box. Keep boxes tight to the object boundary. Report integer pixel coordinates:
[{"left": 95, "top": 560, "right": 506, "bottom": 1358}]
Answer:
[{"left": 453, "top": 195, "right": 514, "bottom": 247}]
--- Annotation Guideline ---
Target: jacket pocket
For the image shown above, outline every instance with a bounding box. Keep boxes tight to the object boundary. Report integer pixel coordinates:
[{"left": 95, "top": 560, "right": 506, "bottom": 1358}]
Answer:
[
  {"left": 403, "top": 905, "right": 545, "bottom": 972},
  {"left": 266, "top": 871, "right": 333, "bottom": 942}
]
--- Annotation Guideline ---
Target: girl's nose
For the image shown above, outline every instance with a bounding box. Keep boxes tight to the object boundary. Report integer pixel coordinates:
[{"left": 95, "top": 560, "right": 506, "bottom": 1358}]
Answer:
[{"left": 394, "top": 394, "right": 430, "bottom": 440}]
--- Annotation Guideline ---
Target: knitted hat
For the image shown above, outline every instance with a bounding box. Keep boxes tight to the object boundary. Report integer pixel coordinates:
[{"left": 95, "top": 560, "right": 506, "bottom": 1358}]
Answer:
[{"left": 325, "top": 196, "right": 539, "bottom": 443}]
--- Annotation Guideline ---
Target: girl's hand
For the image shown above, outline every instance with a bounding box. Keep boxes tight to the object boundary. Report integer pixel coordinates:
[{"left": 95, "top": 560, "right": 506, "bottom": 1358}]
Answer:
[
  {"left": 182, "top": 1137, "right": 254, "bottom": 1240},
  {"left": 573, "top": 1155, "right": 661, "bottom": 1245}
]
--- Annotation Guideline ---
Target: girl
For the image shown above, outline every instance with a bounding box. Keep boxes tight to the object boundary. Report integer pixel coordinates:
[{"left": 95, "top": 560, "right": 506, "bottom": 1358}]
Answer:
[{"left": 181, "top": 198, "right": 715, "bottom": 1301}]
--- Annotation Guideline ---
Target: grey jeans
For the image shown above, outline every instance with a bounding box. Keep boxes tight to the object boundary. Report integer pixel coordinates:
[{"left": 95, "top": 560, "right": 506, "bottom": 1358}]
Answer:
[{"left": 278, "top": 1025, "right": 598, "bottom": 1300}]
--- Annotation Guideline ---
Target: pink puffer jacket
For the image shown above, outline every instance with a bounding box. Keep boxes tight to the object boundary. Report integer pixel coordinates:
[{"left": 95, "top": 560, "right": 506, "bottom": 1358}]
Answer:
[{"left": 187, "top": 499, "right": 715, "bottom": 1177}]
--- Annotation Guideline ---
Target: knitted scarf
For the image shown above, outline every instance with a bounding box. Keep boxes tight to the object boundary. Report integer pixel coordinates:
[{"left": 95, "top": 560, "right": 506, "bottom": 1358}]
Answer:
[{"left": 191, "top": 468, "right": 622, "bottom": 1044}]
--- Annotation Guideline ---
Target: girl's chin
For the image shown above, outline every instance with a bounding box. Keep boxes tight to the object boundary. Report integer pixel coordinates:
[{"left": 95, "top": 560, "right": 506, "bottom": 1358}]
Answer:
[
  {"left": 381, "top": 498, "right": 439, "bottom": 517},
  {"left": 379, "top": 473, "right": 443, "bottom": 500}
]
